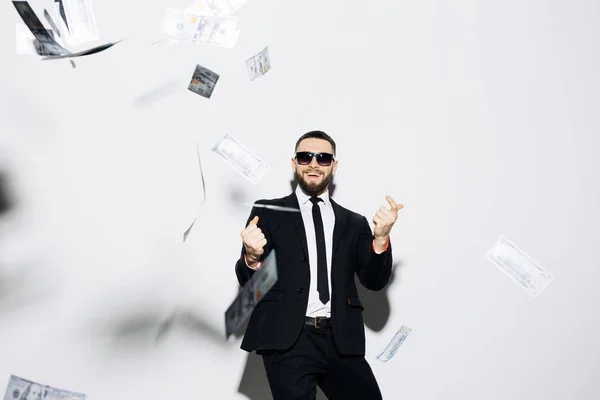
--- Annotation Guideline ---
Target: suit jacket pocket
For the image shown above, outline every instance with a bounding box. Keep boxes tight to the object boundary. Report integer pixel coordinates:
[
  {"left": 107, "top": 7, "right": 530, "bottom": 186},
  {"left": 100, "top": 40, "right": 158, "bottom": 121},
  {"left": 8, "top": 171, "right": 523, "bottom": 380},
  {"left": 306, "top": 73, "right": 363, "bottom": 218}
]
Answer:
[{"left": 347, "top": 295, "right": 364, "bottom": 310}]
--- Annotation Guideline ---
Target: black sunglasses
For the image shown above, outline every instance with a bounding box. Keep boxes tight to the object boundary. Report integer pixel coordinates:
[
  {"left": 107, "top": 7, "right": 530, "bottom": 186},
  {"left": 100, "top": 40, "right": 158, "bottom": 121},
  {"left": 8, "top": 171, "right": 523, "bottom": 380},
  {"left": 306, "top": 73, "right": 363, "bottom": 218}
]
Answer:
[{"left": 295, "top": 152, "right": 335, "bottom": 166}]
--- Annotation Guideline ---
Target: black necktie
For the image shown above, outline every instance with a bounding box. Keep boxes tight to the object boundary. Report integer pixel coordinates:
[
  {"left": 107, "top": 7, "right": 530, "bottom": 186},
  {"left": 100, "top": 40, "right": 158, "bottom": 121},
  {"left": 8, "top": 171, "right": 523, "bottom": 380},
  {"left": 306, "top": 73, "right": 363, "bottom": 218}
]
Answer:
[{"left": 310, "top": 196, "right": 329, "bottom": 304}]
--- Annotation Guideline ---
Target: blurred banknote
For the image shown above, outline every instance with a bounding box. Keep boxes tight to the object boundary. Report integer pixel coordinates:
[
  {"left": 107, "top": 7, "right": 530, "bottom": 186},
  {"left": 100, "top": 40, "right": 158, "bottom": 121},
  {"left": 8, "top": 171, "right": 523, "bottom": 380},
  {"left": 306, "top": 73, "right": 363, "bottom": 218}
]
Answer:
[
  {"left": 486, "top": 236, "right": 553, "bottom": 297},
  {"left": 243, "top": 203, "right": 300, "bottom": 213},
  {"left": 62, "top": 0, "right": 98, "bottom": 44},
  {"left": 246, "top": 46, "right": 271, "bottom": 81},
  {"left": 160, "top": 9, "right": 240, "bottom": 48},
  {"left": 13, "top": 1, "right": 71, "bottom": 56},
  {"left": 185, "top": 0, "right": 248, "bottom": 16},
  {"left": 50, "top": 1, "right": 74, "bottom": 46},
  {"left": 42, "top": 39, "right": 123, "bottom": 60},
  {"left": 211, "top": 134, "right": 270, "bottom": 184},
  {"left": 3, "top": 375, "right": 86, "bottom": 400},
  {"left": 188, "top": 64, "right": 220, "bottom": 99},
  {"left": 12, "top": 1, "right": 120, "bottom": 60},
  {"left": 15, "top": 22, "right": 67, "bottom": 57},
  {"left": 183, "top": 143, "right": 207, "bottom": 242},
  {"left": 376, "top": 325, "right": 411, "bottom": 362},
  {"left": 225, "top": 249, "right": 278, "bottom": 338},
  {"left": 55, "top": 0, "right": 69, "bottom": 30}
]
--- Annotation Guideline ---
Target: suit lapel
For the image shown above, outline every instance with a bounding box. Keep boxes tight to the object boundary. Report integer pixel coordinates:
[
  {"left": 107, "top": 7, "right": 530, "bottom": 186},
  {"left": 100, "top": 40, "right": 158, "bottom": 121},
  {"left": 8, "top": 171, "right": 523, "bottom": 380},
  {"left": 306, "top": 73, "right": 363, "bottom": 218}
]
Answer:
[
  {"left": 330, "top": 198, "right": 348, "bottom": 265},
  {"left": 282, "top": 193, "right": 309, "bottom": 259},
  {"left": 281, "top": 193, "right": 349, "bottom": 266}
]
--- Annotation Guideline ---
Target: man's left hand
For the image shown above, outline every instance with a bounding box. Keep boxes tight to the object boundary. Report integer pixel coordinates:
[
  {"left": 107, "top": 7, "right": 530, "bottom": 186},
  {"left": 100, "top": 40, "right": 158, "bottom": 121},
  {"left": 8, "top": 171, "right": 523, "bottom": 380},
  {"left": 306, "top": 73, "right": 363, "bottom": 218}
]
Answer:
[{"left": 373, "top": 195, "right": 404, "bottom": 240}]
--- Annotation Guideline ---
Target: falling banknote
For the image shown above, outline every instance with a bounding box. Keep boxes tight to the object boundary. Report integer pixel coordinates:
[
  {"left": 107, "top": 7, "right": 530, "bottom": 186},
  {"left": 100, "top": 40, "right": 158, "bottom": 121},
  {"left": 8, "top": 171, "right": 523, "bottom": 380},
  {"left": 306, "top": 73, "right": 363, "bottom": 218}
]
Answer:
[
  {"left": 246, "top": 46, "right": 271, "bottom": 81},
  {"left": 61, "top": 0, "right": 99, "bottom": 44},
  {"left": 3, "top": 375, "right": 86, "bottom": 400},
  {"left": 185, "top": 0, "right": 249, "bottom": 17},
  {"left": 13, "top": 1, "right": 70, "bottom": 56},
  {"left": 486, "top": 235, "right": 553, "bottom": 297},
  {"left": 159, "top": 9, "right": 240, "bottom": 48},
  {"left": 376, "top": 325, "right": 411, "bottom": 362},
  {"left": 183, "top": 143, "right": 207, "bottom": 242},
  {"left": 242, "top": 203, "right": 300, "bottom": 213},
  {"left": 12, "top": 1, "right": 121, "bottom": 60},
  {"left": 212, "top": 134, "right": 270, "bottom": 184},
  {"left": 225, "top": 249, "right": 278, "bottom": 338},
  {"left": 15, "top": 23, "right": 46, "bottom": 55},
  {"left": 188, "top": 64, "right": 220, "bottom": 99}
]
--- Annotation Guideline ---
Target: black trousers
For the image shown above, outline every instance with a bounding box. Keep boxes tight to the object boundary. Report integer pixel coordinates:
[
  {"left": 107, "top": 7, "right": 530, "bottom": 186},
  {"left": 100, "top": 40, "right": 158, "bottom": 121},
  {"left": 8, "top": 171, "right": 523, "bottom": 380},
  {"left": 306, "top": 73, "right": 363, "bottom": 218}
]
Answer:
[{"left": 260, "top": 324, "right": 383, "bottom": 400}]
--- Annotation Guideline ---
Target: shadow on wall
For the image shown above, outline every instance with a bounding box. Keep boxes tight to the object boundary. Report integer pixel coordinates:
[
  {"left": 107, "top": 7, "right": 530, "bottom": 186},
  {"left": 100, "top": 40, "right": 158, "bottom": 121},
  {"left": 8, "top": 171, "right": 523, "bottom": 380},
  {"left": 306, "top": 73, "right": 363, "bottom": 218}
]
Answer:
[
  {"left": 357, "top": 262, "right": 402, "bottom": 333},
  {"left": 0, "top": 171, "right": 11, "bottom": 217},
  {"left": 0, "top": 169, "right": 57, "bottom": 317},
  {"left": 237, "top": 350, "right": 329, "bottom": 400},
  {"left": 133, "top": 79, "right": 180, "bottom": 109},
  {"left": 85, "top": 303, "right": 228, "bottom": 357}
]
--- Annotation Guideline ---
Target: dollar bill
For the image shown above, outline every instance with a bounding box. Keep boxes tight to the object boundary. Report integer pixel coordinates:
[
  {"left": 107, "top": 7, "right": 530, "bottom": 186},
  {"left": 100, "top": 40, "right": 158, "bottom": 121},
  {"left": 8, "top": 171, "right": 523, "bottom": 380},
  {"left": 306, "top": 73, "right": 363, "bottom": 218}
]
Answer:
[
  {"left": 51, "top": 3, "right": 73, "bottom": 43},
  {"left": 211, "top": 134, "right": 270, "bottom": 184},
  {"left": 12, "top": 1, "right": 71, "bottom": 56},
  {"left": 55, "top": 0, "right": 69, "bottom": 30},
  {"left": 188, "top": 64, "right": 220, "bottom": 99},
  {"left": 183, "top": 143, "right": 207, "bottom": 242},
  {"left": 13, "top": 1, "right": 119, "bottom": 60},
  {"left": 376, "top": 325, "right": 411, "bottom": 362},
  {"left": 243, "top": 203, "right": 300, "bottom": 213},
  {"left": 185, "top": 0, "right": 248, "bottom": 17},
  {"left": 41, "top": 39, "right": 124, "bottom": 60},
  {"left": 159, "top": 9, "right": 240, "bottom": 48},
  {"left": 3, "top": 375, "right": 86, "bottom": 400},
  {"left": 41, "top": 9, "right": 75, "bottom": 66},
  {"left": 61, "top": 0, "right": 98, "bottom": 45},
  {"left": 225, "top": 249, "right": 278, "bottom": 338},
  {"left": 486, "top": 236, "right": 553, "bottom": 297},
  {"left": 245, "top": 46, "right": 271, "bottom": 81},
  {"left": 43, "top": 9, "right": 63, "bottom": 40}
]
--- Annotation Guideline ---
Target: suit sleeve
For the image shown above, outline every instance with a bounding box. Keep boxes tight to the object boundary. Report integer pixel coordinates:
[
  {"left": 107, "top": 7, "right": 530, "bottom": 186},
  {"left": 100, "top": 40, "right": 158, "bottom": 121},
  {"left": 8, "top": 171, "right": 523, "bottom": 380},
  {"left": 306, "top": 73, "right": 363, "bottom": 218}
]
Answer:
[
  {"left": 234, "top": 204, "right": 273, "bottom": 287},
  {"left": 354, "top": 216, "right": 393, "bottom": 291}
]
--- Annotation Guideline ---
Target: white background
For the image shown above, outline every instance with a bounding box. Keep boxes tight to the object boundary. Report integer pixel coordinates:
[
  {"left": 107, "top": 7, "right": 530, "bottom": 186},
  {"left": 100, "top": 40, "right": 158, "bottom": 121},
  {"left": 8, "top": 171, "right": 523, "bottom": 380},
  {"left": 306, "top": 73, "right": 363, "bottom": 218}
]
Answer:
[{"left": 1, "top": 0, "right": 599, "bottom": 399}]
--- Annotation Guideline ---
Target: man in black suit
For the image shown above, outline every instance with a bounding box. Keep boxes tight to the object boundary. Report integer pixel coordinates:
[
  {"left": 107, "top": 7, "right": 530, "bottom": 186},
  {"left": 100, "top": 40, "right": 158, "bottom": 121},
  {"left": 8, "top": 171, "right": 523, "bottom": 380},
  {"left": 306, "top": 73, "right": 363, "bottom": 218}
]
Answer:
[{"left": 234, "top": 130, "right": 403, "bottom": 400}]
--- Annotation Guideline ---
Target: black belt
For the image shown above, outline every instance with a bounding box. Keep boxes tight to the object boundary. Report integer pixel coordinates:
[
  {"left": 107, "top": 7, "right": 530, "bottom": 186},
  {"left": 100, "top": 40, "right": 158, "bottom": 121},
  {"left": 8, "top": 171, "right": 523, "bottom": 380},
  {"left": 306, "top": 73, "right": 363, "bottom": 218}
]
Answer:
[{"left": 305, "top": 316, "right": 331, "bottom": 328}]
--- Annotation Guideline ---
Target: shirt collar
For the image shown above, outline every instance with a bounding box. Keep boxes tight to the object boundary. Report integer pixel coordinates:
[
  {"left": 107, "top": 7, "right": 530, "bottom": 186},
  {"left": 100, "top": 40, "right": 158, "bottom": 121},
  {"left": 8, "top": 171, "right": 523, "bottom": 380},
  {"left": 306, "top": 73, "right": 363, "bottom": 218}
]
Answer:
[{"left": 295, "top": 185, "right": 331, "bottom": 207}]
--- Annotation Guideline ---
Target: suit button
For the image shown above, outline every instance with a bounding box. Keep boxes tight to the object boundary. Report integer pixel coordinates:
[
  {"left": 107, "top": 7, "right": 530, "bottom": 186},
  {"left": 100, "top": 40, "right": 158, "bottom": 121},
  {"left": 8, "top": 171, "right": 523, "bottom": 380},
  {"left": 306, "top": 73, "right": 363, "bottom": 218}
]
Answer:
[
  {"left": 301, "top": 257, "right": 307, "bottom": 262},
  {"left": 297, "top": 288, "right": 304, "bottom": 293}
]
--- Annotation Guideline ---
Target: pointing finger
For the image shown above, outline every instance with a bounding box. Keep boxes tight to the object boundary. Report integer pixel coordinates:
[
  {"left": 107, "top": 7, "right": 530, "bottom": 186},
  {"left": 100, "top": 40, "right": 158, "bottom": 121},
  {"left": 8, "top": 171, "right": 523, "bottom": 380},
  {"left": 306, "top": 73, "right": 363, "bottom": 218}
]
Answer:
[{"left": 385, "top": 195, "right": 398, "bottom": 210}]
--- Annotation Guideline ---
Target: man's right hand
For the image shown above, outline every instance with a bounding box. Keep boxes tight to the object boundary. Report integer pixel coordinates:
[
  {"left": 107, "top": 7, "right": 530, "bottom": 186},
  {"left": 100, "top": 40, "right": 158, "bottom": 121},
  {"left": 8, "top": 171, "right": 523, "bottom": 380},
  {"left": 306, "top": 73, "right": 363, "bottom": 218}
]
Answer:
[{"left": 240, "top": 216, "right": 267, "bottom": 264}]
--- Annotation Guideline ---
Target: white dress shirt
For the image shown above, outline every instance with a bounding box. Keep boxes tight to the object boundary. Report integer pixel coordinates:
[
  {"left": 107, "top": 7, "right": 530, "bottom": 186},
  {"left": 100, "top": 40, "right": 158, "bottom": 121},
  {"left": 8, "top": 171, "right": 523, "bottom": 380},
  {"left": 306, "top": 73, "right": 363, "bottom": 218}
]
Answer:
[{"left": 294, "top": 185, "right": 335, "bottom": 318}]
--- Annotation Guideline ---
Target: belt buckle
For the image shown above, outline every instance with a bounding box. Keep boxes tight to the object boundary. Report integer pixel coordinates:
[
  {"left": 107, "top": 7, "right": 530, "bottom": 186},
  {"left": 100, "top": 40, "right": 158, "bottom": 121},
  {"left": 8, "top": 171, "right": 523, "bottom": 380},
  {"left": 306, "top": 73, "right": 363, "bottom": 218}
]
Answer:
[{"left": 314, "top": 317, "right": 320, "bottom": 328}]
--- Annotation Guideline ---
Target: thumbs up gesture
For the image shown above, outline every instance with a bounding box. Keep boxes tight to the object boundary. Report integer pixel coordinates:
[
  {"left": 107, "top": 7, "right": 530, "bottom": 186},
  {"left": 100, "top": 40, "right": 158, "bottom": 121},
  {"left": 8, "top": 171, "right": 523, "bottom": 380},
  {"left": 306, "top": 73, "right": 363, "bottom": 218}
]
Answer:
[
  {"left": 373, "top": 195, "right": 404, "bottom": 239},
  {"left": 240, "top": 216, "right": 267, "bottom": 263}
]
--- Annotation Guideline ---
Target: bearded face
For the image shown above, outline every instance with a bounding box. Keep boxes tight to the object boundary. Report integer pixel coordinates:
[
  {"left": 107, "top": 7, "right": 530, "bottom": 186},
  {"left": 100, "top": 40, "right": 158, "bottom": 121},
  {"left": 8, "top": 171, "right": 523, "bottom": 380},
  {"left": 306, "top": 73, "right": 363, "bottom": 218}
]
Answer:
[
  {"left": 294, "top": 167, "right": 334, "bottom": 197},
  {"left": 291, "top": 138, "right": 338, "bottom": 197}
]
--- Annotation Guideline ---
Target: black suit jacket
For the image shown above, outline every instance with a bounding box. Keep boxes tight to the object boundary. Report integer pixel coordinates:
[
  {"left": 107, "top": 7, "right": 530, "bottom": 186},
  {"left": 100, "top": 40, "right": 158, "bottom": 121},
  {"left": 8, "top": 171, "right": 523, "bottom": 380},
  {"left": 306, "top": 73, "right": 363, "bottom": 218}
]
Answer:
[{"left": 234, "top": 192, "right": 393, "bottom": 356}]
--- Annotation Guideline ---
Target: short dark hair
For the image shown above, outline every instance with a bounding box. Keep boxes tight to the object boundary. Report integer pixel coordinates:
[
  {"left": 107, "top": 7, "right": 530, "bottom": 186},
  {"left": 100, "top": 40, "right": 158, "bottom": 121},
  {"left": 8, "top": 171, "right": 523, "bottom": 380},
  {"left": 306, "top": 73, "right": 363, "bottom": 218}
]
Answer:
[{"left": 294, "top": 130, "right": 336, "bottom": 156}]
